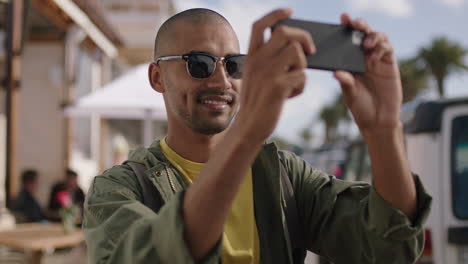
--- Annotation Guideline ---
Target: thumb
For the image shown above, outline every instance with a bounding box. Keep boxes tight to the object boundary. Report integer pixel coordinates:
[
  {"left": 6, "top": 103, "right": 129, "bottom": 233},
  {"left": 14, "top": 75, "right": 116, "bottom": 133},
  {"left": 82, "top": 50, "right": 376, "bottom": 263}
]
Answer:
[{"left": 334, "top": 70, "right": 357, "bottom": 105}]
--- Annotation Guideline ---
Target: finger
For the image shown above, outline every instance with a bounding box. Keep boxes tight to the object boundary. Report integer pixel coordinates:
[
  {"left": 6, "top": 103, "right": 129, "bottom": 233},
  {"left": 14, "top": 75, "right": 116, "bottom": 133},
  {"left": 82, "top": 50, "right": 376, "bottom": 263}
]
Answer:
[
  {"left": 266, "top": 25, "right": 316, "bottom": 55},
  {"left": 274, "top": 41, "right": 308, "bottom": 72},
  {"left": 278, "top": 69, "right": 307, "bottom": 98},
  {"left": 370, "top": 41, "right": 395, "bottom": 63},
  {"left": 288, "top": 73, "right": 306, "bottom": 98},
  {"left": 351, "top": 18, "right": 372, "bottom": 34},
  {"left": 340, "top": 13, "right": 352, "bottom": 25},
  {"left": 288, "top": 83, "right": 306, "bottom": 98},
  {"left": 363, "top": 32, "right": 388, "bottom": 50},
  {"left": 248, "top": 9, "right": 293, "bottom": 54},
  {"left": 289, "top": 87, "right": 305, "bottom": 98},
  {"left": 334, "top": 70, "right": 357, "bottom": 101}
]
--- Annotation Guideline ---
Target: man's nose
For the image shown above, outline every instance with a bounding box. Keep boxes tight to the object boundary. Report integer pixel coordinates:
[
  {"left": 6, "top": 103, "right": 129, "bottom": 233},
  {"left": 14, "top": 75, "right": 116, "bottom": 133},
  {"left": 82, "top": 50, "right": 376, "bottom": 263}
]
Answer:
[{"left": 207, "top": 60, "right": 232, "bottom": 90}]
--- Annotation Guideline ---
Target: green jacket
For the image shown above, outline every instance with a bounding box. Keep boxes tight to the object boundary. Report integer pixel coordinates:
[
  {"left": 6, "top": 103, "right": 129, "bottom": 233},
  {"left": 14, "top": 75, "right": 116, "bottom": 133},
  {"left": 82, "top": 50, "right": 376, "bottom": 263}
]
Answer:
[{"left": 83, "top": 140, "right": 432, "bottom": 264}]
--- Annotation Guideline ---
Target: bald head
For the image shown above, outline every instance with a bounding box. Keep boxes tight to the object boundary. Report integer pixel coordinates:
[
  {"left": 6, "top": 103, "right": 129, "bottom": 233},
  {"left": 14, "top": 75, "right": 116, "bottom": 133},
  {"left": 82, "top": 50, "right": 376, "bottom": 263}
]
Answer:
[{"left": 153, "top": 8, "right": 236, "bottom": 59}]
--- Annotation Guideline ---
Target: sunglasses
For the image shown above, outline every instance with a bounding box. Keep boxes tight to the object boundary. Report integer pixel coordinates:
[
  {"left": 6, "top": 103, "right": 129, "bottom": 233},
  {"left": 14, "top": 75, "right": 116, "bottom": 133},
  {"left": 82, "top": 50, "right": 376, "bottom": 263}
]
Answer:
[{"left": 155, "top": 52, "right": 246, "bottom": 80}]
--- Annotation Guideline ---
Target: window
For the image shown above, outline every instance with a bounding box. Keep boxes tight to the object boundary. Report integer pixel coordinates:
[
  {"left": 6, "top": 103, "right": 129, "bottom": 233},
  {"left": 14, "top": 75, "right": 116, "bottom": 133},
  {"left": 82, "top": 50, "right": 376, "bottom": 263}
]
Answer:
[{"left": 451, "top": 116, "right": 468, "bottom": 219}]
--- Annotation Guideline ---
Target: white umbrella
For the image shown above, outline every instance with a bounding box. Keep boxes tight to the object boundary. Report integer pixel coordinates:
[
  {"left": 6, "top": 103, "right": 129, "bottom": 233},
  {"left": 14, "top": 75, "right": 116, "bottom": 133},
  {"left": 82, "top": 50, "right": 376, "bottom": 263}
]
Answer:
[{"left": 65, "top": 64, "right": 167, "bottom": 145}]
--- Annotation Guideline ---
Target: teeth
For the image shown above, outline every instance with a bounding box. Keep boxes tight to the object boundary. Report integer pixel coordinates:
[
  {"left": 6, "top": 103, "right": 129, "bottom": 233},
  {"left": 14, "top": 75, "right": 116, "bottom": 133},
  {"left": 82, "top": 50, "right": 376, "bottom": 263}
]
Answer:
[{"left": 202, "top": 100, "right": 228, "bottom": 105}]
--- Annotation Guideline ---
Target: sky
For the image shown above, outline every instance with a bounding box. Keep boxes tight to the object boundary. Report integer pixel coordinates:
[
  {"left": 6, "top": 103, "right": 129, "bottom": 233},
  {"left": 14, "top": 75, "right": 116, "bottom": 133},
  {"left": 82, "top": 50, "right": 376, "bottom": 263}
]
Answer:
[{"left": 174, "top": 0, "right": 468, "bottom": 145}]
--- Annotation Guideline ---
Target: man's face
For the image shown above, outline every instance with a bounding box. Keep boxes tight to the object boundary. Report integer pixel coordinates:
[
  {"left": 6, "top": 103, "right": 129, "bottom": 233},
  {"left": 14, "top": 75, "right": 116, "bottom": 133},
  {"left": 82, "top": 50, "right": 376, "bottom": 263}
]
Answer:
[
  {"left": 156, "top": 22, "right": 241, "bottom": 135},
  {"left": 66, "top": 176, "right": 78, "bottom": 190},
  {"left": 26, "top": 179, "right": 39, "bottom": 192}
]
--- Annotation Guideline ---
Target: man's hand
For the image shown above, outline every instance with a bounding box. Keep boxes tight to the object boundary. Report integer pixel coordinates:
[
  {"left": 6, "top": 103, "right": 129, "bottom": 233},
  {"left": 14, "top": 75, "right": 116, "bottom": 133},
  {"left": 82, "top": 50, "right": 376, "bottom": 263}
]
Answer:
[
  {"left": 334, "top": 14, "right": 417, "bottom": 219},
  {"left": 334, "top": 14, "right": 402, "bottom": 135},
  {"left": 232, "top": 9, "right": 315, "bottom": 144}
]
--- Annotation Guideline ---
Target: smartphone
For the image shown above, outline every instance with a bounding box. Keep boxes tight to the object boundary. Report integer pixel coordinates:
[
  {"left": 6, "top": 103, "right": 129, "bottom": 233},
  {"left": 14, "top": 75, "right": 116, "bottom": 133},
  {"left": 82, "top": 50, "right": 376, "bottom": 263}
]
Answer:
[{"left": 273, "top": 19, "right": 366, "bottom": 74}]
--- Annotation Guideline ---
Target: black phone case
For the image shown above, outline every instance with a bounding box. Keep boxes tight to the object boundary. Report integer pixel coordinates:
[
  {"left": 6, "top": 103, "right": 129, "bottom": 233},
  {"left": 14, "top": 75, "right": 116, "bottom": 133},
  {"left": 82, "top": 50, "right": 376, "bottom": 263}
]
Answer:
[{"left": 274, "top": 19, "right": 366, "bottom": 74}]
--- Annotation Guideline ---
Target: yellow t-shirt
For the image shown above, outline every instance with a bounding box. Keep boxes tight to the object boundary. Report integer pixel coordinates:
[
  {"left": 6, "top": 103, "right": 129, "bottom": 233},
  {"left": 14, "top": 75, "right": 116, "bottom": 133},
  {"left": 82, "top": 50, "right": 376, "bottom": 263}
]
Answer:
[{"left": 160, "top": 138, "right": 260, "bottom": 264}]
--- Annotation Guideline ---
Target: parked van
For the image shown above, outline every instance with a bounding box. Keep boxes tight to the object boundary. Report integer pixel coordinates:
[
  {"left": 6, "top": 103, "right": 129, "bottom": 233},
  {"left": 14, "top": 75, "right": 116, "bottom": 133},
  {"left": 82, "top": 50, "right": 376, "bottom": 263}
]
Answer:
[{"left": 342, "top": 97, "right": 468, "bottom": 264}]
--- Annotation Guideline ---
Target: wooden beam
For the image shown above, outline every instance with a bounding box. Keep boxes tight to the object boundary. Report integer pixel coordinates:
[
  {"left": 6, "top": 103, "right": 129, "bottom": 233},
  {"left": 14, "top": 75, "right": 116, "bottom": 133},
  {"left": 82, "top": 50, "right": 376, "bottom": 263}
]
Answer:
[
  {"left": 80, "top": 36, "right": 99, "bottom": 55},
  {"left": 62, "top": 26, "right": 86, "bottom": 170},
  {"left": 31, "top": 0, "right": 71, "bottom": 31},
  {"left": 5, "top": 0, "right": 24, "bottom": 202},
  {"left": 63, "top": 115, "right": 72, "bottom": 173}
]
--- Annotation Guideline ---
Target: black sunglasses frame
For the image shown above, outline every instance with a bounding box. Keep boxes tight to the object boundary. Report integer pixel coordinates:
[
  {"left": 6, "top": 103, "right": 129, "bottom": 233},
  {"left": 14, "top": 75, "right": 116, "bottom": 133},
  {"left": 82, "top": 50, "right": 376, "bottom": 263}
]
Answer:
[{"left": 155, "top": 52, "right": 246, "bottom": 80}]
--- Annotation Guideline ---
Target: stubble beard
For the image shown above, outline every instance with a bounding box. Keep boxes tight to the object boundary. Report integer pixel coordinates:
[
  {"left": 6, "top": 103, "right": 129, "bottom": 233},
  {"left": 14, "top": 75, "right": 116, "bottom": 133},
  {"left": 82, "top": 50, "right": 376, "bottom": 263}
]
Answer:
[
  {"left": 171, "top": 92, "right": 237, "bottom": 135},
  {"left": 178, "top": 106, "right": 235, "bottom": 135},
  {"left": 166, "top": 78, "right": 237, "bottom": 135}
]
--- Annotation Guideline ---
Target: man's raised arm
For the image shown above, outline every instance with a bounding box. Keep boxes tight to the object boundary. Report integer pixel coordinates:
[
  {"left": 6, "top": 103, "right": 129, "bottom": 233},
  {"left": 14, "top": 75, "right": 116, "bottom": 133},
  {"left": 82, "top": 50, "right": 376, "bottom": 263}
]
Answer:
[
  {"left": 334, "top": 14, "right": 417, "bottom": 219},
  {"left": 181, "top": 8, "right": 316, "bottom": 261}
]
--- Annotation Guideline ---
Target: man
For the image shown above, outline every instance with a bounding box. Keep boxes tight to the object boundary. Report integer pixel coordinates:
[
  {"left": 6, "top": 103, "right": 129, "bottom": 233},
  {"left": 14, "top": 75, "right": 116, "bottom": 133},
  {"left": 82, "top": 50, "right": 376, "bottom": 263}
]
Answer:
[
  {"left": 10, "top": 169, "right": 47, "bottom": 222},
  {"left": 48, "top": 169, "right": 85, "bottom": 221},
  {"left": 84, "top": 8, "right": 432, "bottom": 264}
]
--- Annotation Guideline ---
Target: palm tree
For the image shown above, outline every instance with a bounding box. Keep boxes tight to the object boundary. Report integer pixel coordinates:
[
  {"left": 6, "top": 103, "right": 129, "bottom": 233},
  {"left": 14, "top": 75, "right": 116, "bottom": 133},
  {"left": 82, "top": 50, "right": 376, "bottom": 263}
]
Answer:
[
  {"left": 399, "top": 58, "right": 429, "bottom": 102},
  {"left": 418, "top": 37, "right": 468, "bottom": 97},
  {"left": 299, "top": 127, "right": 313, "bottom": 145},
  {"left": 319, "top": 94, "right": 349, "bottom": 142},
  {"left": 320, "top": 106, "right": 339, "bottom": 142},
  {"left": 332, "top": 94, "right": 350, "bottom": 121}
]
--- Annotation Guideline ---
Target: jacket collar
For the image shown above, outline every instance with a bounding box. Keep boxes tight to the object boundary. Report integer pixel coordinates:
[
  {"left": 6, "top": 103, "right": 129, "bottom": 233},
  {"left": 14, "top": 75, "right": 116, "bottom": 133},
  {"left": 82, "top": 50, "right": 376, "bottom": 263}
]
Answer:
[
  {"left": 128, "top": 139, "right": 290, "bottom": 264},
  {"left": 127, "top": 140, "right": 187, "bottom": 202}
]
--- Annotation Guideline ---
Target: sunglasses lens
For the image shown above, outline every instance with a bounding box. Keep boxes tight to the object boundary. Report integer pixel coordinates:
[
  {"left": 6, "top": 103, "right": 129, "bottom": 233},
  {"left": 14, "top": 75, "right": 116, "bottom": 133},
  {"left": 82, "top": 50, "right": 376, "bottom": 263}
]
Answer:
[
  {"left": 187, "top": 54, "right": 215, "bottom": 79},
  {"left": 226, "top": 56, "right": 245, "bottom": 79}
]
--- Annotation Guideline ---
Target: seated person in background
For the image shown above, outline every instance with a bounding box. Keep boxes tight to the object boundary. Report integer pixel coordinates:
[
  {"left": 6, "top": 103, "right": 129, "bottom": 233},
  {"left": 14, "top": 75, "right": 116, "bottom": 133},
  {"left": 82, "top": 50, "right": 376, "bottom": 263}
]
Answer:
[
  {"left": 10, "top": 169, "right": 47, "bottom": 223},
  {"left": 48, "top": 169, "right": 85, "bottom": 222}
]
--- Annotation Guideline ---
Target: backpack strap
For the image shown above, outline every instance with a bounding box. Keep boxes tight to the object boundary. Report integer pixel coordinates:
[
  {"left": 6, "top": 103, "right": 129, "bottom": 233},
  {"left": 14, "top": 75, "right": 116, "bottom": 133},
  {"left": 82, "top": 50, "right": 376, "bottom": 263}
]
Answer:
[
  {"left": 279, "top": 158, "right": 306, "bottom": 264},
  {"left": 127, "top": 161, "right": 163, "bottom": 214}
]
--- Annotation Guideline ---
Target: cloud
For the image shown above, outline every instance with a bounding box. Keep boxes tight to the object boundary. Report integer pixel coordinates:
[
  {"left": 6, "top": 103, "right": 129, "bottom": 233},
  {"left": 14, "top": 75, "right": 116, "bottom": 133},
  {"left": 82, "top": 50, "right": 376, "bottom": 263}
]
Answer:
[
  {"left": 346, "top": 0, "right": 413, "bottom": 17},
  {"left": 438, "top": 0, "right": 465, "bottom": 7}
]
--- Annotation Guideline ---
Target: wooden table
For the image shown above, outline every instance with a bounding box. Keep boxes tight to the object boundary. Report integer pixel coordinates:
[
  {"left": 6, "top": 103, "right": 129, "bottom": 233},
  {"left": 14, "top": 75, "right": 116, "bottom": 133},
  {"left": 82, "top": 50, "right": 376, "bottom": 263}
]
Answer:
[{"left": 0, "top": 223, "right": 84, "bottom": 264}]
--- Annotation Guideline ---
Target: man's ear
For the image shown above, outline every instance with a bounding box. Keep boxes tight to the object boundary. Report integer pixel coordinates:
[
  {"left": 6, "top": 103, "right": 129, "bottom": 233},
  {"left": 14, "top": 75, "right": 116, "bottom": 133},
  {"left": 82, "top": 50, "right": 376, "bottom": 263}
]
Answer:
[{"left": 148, "top": 63, "right": 165, "bottom": 93}]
